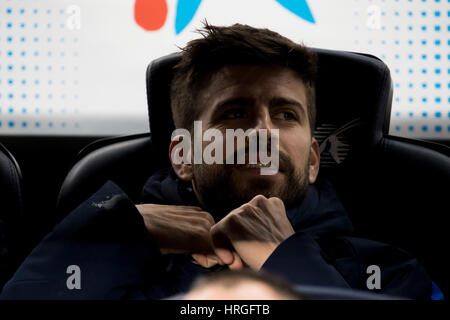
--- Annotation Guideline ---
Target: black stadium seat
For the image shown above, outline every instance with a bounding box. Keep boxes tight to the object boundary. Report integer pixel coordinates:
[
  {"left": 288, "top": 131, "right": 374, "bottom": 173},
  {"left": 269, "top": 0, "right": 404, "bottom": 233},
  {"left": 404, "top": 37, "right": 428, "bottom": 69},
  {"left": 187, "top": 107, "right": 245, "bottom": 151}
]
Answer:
[
  {"left": 0, "top": 143, "right": 24, "bottom": 290},
  {"left": 56, "top": 49, "right": 450, "bottom": 296}
]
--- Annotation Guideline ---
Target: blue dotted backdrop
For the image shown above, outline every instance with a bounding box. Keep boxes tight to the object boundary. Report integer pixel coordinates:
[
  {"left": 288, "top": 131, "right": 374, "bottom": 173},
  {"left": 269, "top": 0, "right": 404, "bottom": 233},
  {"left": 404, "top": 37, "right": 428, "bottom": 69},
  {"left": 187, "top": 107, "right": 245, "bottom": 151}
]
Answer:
[
  {"left": 352, "top": 0, "right": 449, "bottom": 139},
  {"left": 0, "top": 1, "right": 80, "bottom": 134},
  {"left": 0, "top": 0, "right": 448, "bottom": 138}
]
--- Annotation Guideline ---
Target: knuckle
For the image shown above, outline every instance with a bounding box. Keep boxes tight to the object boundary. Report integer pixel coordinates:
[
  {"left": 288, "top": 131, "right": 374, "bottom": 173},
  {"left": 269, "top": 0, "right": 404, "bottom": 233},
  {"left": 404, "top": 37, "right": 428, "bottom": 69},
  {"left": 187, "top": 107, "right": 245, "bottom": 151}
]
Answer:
[
  {"left": 275, "top": 198, "right": 286, "bottom": 211},
  {"left": 219, "top": 214, "right": 235, "bottom": 230},
  {"left": 194, "top": 217, "right": 211, "bottom": 230},
  {"left": 241, "top": 203, "right": 258, "bottom": 215},
  {"left": 251, "top": 194, "right": 267, "bottom": 204},
  {"left": 228, "top": 212, "right": 240, "bottom": 223},
  {"left": 270, "top": 196, "right": 284, "bottom": 205},
  {"left": 240, "top": 203, "right": 253, "bottom": 211},
  {"left": 199, "top": 211, "right": 215, "bottom": 224},
  {"left": 177, "top": 206, "right": 201, "bottom": 213},
  {"left": 225, "top": 208, "right": 252, "bottom": 226},
  {"left": 201, "top": 218, "right": 213, "bottom": 229}
]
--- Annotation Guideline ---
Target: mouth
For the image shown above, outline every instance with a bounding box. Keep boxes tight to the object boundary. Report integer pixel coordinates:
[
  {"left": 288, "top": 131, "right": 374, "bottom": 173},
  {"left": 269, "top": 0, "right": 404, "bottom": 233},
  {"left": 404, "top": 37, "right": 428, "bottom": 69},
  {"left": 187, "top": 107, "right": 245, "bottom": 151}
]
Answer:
[
  {"left": 235, "top": 163, "right": 271, "bottom": 169},
  {"left": 234, "top": 163, "right": 283, "bottom": 175}
]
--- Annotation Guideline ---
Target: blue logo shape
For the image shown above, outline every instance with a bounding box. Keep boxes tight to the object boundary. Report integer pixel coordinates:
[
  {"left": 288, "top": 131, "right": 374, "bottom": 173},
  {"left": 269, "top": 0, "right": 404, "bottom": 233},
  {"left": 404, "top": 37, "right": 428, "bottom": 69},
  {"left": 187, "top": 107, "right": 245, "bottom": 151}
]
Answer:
[
  {"left": 174, "top": 0, "right": 315, "bottom": 35},
  {"left": 275, "top": 0, "right": 315, "bottom": 24},
  {"left": 175, "top": 0, "right": 203, "bottom": 34}
]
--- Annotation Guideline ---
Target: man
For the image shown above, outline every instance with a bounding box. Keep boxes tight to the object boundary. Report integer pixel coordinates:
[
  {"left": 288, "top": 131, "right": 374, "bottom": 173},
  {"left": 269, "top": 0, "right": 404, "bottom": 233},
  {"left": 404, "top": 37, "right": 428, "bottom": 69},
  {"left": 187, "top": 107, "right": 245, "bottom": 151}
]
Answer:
[{"left": 0, "top": 23, "right": 438, "bottom": 300}]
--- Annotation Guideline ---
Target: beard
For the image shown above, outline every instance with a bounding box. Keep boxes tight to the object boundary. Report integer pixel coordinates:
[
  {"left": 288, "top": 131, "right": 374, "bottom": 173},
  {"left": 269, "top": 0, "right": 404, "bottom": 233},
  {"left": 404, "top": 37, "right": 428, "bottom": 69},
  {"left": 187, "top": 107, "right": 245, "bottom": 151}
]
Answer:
[{"left": 192, "top": 151, "right": 310, "bottom": 221}]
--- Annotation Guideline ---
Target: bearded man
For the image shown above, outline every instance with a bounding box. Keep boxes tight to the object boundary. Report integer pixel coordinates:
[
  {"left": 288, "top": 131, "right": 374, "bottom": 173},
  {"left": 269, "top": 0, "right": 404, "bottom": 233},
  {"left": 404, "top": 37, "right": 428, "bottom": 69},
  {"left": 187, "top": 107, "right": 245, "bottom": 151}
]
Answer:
[{"left": 1, "top": 23, "right": 438, "bottom": 300}]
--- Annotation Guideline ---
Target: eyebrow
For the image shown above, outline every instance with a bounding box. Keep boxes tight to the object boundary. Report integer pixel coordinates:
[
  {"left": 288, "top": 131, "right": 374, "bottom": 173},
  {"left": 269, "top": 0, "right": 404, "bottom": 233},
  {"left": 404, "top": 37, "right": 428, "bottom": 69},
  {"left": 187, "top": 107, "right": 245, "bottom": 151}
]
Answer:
[
  {"left": 214, "top": 97, "right": 255, "bottom": 111},
  {"left": 210, "top": 96, "right": 307, "bottom": 121},
  {"left": 268, "top": 97, "right": 306, "bottom": 118}
]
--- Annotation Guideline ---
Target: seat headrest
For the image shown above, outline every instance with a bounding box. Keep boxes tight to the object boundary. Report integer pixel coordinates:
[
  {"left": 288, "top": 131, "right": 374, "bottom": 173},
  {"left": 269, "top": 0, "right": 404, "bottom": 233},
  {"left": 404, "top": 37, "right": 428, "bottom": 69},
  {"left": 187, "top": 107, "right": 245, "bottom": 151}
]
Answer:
[{"left": 146, "top": 49, "right": 392, "bottom": 169}]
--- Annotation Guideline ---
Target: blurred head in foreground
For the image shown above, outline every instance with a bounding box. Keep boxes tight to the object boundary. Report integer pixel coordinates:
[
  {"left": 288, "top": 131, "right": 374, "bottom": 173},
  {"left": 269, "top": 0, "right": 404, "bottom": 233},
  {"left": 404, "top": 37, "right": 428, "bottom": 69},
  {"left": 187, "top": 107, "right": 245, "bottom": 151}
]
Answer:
[{"left": 184, "top": 269, "right": 303, "bottom": 300}]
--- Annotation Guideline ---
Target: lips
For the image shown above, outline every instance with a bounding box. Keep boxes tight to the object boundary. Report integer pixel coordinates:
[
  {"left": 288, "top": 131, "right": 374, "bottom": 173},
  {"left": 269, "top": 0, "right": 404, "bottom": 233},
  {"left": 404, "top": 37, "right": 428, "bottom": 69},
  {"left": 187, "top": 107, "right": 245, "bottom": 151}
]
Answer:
[
  {"left": 235, "top": 163, "right": 271, "bottom": 169},
  {"left": 233, "top": 163, "right": 284, "bottom": 175},
  {"left": 230, "top": 152, "right": 283, "bottom": 172}
]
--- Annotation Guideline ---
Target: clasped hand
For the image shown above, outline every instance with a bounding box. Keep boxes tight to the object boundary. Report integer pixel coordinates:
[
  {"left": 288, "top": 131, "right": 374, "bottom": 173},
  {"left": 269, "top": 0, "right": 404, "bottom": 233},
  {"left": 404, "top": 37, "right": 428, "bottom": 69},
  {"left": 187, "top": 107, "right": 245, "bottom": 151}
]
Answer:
[{"left": 136, "top": 195, "right": 294, "bottom": 270}]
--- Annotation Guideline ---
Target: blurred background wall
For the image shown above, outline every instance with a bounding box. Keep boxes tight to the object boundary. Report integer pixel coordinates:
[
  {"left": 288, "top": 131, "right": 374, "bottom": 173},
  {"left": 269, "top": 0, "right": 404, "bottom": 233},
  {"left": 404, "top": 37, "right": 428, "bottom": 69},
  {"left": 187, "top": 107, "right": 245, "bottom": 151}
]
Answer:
[{"left": 0, "top": 0, "right": 448, "bottom": 140}]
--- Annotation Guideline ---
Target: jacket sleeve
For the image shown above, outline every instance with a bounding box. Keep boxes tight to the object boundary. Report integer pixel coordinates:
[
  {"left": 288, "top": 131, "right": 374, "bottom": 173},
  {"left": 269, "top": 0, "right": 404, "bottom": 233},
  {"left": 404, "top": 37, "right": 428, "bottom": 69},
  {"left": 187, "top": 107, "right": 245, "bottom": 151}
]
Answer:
[
  {"left": 328, "top": 236, "right": 434, "bottom": 300},
  {"left": 0, "top": 181, "right": 165, "bottom": 300},
  {"left": 261, "top": 232, "right": 351, "bottom": 288},
  {"left": 261, "top": 233, "right": 435, "bottom": 300}
]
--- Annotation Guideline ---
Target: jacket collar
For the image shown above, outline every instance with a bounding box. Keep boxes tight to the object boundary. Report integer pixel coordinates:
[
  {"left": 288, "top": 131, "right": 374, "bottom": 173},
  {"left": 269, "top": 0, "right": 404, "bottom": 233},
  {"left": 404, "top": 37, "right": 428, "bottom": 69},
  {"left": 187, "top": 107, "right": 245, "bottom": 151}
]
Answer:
[{"left": 141, "top": 168, "right": 354, "bottom": 236}]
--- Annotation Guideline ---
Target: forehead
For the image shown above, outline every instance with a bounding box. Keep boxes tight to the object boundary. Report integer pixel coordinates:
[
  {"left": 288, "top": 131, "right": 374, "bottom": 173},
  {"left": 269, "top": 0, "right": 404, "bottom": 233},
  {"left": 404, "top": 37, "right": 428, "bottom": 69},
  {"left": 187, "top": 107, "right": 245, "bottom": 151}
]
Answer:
[{"left": 197, "top": 64, "right": 307, "bottom": 112}]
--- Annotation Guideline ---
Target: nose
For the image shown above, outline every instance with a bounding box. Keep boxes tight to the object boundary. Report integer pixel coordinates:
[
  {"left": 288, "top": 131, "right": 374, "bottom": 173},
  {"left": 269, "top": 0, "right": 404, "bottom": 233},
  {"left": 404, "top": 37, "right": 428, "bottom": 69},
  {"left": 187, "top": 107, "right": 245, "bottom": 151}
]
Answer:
[
  {"left": 249, "top": 107, "right": 275, "bottom": 160},
  {"left": 253, "top": 107, "right": 273, "bottom": 134}
]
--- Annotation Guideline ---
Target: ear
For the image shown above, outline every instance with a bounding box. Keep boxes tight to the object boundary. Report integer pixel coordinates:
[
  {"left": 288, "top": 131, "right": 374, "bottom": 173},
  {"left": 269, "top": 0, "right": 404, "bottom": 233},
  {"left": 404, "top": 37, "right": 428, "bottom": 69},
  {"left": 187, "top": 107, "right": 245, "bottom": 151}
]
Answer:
[
  {"left": 169, "top": 137, "right": 194, "bottom": 181},
  {"left": 308, "top": 137, "right": 320, "bottom": 184}
]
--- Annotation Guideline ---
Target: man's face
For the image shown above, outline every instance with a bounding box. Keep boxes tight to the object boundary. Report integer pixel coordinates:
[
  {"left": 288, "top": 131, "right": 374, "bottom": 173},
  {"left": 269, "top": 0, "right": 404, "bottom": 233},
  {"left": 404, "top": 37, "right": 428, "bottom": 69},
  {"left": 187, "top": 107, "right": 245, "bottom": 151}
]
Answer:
[{"left": 181, "top": 65, "right": 319, "bottom": 220}]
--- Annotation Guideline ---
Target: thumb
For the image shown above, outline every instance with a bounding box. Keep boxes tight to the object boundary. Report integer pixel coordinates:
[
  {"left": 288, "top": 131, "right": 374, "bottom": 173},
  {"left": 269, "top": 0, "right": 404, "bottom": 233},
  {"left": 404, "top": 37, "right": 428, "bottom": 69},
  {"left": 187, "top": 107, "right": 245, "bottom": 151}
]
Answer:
[
  {"left": 191, "top": 253, "right": 221, "bottom": 268},
  {"left": 211, "top": 224, "right": 235, "bottom": 265},
  {"left": 228, "top": 252, "right": 244, "bottom": 270},
  {"left": 214, "top": 248, "right": 235, "bottom": 266}
]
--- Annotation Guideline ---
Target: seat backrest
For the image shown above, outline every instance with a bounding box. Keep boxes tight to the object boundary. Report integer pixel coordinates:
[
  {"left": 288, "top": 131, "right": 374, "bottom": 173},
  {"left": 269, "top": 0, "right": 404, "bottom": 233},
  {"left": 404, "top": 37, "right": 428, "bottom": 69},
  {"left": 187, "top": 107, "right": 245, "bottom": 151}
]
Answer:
[
  {"left": 146, "top": 49, "right": 393, "bottom": 170},
  {"left": 0, "top": 143, "right": 23, "bottom": 224},
  {"left": 56, "top": 133, "right": 154, "bottom": 220},
  {"left": 58, "top": 48, "right": 394, "bottom": 219},
  {"left": 0, "top": 143, "right": 24, "bottom": 289}
]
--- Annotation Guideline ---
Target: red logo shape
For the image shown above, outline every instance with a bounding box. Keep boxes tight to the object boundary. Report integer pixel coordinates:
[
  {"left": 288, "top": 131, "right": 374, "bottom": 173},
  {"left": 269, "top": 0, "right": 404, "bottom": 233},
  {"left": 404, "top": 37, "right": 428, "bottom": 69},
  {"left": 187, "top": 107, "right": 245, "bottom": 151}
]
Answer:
[{"left": 134, "top": 0, "right": 168, "bottom": 31}]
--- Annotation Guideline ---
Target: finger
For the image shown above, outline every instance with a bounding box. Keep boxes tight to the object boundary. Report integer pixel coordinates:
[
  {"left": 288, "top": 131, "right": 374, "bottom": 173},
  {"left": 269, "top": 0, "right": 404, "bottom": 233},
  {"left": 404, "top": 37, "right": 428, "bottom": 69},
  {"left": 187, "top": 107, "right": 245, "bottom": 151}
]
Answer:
[
  {"left": 199, "top": 211, "right": 216, "bottom": 226},
  {"left": 214, "top": 248, "right": 234, "bottom": 266},
  {"left": 249, "top": 195, "right": 283, "bottom": 214},
  {"left": 135, "top": 204, "right": 203, "bottom": 210},
  {"left": 249, "top": 194, "right": 268, "bottom": 206},
  {"left": 211, "top": 225, "right": 235, "bottom": 265},
  {"left": 169, "top": 208, "right": 216, "bottom": 226},
  {"left": 248, "top": 195, "right": 274, "bottom": 214},
  {"left": 267, "top": 196, "right": 285, "bottom": 212},
  {"left": 207, "top": 254, "right": 223, "bottom": 266},
  {"left": 208, "top": 253, "right": 225, "bottom": 266},
  {"left": 191, "top": 253, "right": 208, "bottom": 267},
  {"left": 178, "top": 206, "right": 203, "bottom": 211},
  {"left": 228, "top": 252, "right": 244, "bottom": 270},
  {"left": 191, "top": 253, "right": 220, "bottom": 268}
]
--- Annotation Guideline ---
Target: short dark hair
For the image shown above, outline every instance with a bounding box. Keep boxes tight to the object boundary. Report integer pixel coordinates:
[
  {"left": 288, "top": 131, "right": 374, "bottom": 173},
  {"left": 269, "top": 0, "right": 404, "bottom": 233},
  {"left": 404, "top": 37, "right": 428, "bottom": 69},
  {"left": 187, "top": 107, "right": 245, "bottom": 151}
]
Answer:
[
  {"left": 188, "top": 269, "right": 304, "bottom": 300},
  {"left": 170, "top": 22, "right": 318, "bottom": 134}
]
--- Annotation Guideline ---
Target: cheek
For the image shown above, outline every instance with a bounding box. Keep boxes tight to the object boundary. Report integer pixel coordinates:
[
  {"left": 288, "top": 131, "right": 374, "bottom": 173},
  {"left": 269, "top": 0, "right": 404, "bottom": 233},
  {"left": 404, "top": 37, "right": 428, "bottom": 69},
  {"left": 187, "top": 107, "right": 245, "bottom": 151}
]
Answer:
[{"left": 280, "top": 132, "right": 311, "bottom": 163}]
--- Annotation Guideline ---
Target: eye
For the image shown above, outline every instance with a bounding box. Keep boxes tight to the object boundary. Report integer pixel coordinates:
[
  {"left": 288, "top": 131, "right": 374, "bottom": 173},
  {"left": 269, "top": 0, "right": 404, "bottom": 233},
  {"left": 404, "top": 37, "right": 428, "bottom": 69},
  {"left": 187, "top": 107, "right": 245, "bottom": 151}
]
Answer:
[
  {"left": 223, "top": 109, "right": 248, "bottom": 119},
  {"left": 273, "top": 111, "right": 297, "bottom": 121}
]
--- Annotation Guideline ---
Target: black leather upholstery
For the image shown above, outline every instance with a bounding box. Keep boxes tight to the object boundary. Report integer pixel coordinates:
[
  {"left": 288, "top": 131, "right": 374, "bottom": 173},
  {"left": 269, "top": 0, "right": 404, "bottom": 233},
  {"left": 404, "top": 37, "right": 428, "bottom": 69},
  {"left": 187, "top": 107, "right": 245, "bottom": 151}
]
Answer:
[
  {"left": 56, "top": 49, "right": 450, "bottom": 295},
  {"left": 146, "top": 50, "right": 393, "bottom": 169},
  {"left": 0, "top": 143, "right": 24, "bottom": 288},
  {"left": 56, "top": 133, "right": 154, "bottom": 220},
  {"left": 0, "top": 143, "right": 23, "bottom": 224},
  {"left": 58, "top": 48, "right": 394, "bottom": 218}
]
